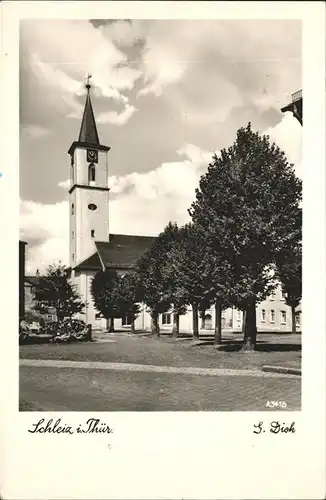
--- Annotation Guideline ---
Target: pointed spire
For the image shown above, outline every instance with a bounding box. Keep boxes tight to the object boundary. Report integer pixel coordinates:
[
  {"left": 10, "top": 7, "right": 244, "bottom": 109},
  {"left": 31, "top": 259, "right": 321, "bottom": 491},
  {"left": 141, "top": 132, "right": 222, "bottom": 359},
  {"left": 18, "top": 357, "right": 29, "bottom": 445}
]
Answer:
[{"left": 78, "top": 75, "right": 100, "bottom": 145}]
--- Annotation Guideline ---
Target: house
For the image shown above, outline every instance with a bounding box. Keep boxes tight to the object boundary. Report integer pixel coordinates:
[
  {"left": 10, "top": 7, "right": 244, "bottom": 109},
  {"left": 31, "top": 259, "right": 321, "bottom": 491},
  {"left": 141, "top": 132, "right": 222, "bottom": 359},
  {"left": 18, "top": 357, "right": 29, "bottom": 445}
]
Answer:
[
  {"left": 281, "top": 89, "right": 302, "bottom": 125},
  {"left": 24, "top": 275, "right": 58, "bottom": 323}
]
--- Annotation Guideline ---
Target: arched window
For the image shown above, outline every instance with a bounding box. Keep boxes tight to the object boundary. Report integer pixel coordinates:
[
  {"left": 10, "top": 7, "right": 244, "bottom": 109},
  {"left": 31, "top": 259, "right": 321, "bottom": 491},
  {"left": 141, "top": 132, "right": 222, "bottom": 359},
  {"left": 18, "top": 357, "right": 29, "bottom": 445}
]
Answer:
[
  {"left": 71, "top": 203, "right": 75, "bottom": 215},
  {"left": 88, "top": 163, "right": 96, "bottom": 183}
]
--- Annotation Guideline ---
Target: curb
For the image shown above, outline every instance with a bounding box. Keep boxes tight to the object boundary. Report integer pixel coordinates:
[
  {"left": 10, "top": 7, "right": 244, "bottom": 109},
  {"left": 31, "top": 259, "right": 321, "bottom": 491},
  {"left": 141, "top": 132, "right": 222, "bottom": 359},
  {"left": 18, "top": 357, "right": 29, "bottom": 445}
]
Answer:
[{"left": 261, "top": 365, "right": 301, "bottom": 376}]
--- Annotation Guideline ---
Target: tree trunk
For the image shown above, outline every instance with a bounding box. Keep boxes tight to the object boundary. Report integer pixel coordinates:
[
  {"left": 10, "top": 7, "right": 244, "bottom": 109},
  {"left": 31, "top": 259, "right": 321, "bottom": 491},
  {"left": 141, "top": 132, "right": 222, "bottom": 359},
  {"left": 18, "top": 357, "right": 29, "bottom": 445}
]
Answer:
[
  {"left": 291, "top": 306, "right": 296, "bottom": 334},
  {"left": 131, "top": 316, "right": 135, "bottom": 334},
  {"left": 108, "top": 317, "right": 115, "bottom": 333},
  {"left": 151, "top": 311, "right": 160, "bottom": 336},
  {"left": 192, "top": 303, "right": 199, "bottom": 339},
  {"left": 214, "top": 299, "right": 222, "bottom": 345},
  {"left": 172, "top": 312, "right": 179, "bottom": 338},
  {"left": 241, "top": 310, "right": 247, "bottom": 335},
  {"left": 241, "top": 303, "right": 257, "bottom": 351}
]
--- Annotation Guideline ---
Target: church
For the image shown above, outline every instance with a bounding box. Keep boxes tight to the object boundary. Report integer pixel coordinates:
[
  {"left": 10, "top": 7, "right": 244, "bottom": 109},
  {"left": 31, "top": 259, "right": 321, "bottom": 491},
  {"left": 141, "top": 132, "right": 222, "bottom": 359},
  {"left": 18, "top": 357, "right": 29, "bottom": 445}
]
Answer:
[{"left": 67, "top": 81, "right": 301, "bottom": 334}]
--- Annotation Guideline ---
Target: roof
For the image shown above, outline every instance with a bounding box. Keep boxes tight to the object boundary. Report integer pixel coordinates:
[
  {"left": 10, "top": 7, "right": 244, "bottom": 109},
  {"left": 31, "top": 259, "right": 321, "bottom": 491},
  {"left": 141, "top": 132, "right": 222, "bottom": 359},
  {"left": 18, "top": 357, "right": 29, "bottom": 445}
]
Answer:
[
  {"left": 73, "top": 251, "right": 103, "bottom": 271},
  {"left": 78, "top": 87, "right": 100, "bottom": 145},
  {"left": 25, "top": 276, "right": 46, "bottom": 286},
  {"left": 73, "top": 233, "right": 155, "bottom": 271}
]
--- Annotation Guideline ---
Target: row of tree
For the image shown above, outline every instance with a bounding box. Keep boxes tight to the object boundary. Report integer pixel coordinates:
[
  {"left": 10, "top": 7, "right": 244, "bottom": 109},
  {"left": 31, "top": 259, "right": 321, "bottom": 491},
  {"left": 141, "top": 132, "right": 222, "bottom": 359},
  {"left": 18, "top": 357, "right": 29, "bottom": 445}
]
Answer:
[
  {"left": 31, "top": 123, "right": 302, "bottom": 352},
  {"left": 90, "top": 123, "right": 302, "bottom": 351}
]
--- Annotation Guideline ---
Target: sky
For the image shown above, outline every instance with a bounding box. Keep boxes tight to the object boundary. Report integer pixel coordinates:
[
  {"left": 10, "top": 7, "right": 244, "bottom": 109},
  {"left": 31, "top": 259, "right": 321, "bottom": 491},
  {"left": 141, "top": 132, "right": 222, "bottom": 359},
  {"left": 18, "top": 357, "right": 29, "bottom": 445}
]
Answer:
[{"left": 19, "top": 19, "right": 302, "bottom": 274}]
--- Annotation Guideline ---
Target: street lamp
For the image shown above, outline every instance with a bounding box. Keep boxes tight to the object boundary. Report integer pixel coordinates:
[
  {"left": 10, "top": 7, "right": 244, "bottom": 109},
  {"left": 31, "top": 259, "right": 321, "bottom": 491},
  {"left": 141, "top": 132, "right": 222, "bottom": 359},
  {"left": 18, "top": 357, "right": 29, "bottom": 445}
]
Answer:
[{"left": 281, "top": 89, "right": 303, "bottom": 125}]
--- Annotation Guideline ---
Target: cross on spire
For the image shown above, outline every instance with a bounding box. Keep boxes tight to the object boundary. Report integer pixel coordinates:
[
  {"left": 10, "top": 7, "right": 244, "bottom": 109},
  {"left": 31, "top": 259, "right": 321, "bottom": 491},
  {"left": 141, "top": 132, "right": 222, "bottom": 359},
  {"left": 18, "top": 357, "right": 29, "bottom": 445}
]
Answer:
[{"left": 85, "top": 73, "right": 92, "bottom": 91}]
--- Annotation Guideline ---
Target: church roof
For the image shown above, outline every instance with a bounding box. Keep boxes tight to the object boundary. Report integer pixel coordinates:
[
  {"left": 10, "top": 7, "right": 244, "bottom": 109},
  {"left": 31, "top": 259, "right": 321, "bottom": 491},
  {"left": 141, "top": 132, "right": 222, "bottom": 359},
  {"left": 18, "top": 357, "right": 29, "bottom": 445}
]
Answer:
[
  {"left": 73, "top": 234, "right": 155, "bottom": 271},
  {"left": 78, "top": 86, "right": 100, "bottom": 145}
]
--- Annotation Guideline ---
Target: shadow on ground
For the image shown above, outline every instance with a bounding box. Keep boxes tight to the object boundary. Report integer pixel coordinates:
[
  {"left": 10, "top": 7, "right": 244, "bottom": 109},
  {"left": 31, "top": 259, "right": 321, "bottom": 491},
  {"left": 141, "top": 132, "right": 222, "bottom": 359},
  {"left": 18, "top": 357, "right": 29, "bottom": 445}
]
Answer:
[{"left": 193, "top": 340, "right": 302, "bottom": 353}]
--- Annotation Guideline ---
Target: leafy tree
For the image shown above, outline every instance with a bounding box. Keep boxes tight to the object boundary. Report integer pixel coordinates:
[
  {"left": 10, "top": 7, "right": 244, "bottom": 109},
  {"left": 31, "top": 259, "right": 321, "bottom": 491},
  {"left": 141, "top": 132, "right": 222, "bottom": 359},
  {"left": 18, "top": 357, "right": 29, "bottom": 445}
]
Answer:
[
  {"left": 203, "top": 248, "right": 233, "bottom": 345},
  {"left": 166, "top": 224, "right": 213, "bottom": 338},
  {"left": 33, "top": 263, "right": 85, "bottom": 322},
  {"left": 136, "top": 222, "right": 179, "bottom": 336},
  {"left": 160, "top": 225, "right": 188, "bottom": 338},
  {"left": 91, "top": 269, "right": 119, "bottom": 332},
  {"left": 115, "top": 272, "right": 141, "bottom": 334},
  {"left": 189, "top": 123, "right": 302, "bottom": 350}
]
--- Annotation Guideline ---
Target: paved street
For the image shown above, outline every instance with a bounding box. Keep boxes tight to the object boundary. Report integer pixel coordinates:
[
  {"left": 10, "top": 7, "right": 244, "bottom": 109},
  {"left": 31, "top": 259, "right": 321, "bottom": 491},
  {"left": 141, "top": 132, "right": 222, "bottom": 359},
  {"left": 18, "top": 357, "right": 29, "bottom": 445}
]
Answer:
[{"left": 20, "top": 332, "right": 301, "bottom": 411}]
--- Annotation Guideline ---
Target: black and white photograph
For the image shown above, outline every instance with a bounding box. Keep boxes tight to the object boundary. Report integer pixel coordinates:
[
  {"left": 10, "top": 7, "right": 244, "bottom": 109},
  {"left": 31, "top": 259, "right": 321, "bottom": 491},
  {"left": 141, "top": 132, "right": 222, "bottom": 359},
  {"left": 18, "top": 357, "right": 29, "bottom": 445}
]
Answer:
[
  {"left": 1, "top": 2, "right": 325, "bottom": 499},
  {"left": 19, "top": 17, "right": 303, "bottom": 411}
]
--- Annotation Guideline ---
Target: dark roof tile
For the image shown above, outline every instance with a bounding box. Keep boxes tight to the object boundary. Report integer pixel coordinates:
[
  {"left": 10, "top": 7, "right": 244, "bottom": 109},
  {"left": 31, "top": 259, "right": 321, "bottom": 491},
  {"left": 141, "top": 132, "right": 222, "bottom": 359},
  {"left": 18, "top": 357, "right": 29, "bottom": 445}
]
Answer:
[
  {"left": 96, "top": 234, "right": 155, "bottom": 268},
  {"left": 73, "top": 233, "right": 155, "bottom": 271}
]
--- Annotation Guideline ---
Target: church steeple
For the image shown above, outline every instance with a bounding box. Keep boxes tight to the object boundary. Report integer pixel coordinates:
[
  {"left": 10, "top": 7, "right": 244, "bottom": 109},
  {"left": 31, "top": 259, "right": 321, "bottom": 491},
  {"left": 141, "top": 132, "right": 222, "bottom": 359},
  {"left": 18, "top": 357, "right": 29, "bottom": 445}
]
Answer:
[
  {"left": 78, "top": 75, "right": 100, "bottom": 145},
  {"left": 68, "top": 75, "right": 110, "bottom": 156},
  {"left": 68, "top": 75, "right": 111, "bottom": 269}
]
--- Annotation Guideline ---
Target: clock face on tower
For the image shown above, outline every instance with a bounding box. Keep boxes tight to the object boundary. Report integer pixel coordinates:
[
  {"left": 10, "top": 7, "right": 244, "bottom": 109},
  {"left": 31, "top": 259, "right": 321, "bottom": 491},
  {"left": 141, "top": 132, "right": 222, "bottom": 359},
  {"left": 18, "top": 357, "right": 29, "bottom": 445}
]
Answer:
[{"left": 87, "top": 149, "right": 98, "bottom": 163}]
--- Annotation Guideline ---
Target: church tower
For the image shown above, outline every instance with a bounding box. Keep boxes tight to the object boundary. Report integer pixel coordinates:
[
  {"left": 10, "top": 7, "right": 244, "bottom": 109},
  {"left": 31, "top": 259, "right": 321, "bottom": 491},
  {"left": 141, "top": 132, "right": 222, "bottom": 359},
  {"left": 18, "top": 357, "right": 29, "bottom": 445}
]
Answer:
[{"left": 68, "top": 77, "right": 111, "bottom": 268}]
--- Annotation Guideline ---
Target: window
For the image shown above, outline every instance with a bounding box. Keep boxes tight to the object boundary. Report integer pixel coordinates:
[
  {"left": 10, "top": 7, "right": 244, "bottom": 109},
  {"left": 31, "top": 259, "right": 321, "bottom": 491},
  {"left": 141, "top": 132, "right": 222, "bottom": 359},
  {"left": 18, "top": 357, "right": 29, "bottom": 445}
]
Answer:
[
  {"left": 162, "top": 313, "right": 172, "bottom": 325},
  {"left": 122, "top": 313, "right": 133, "bottom": 326},
  {"left": 72, "top": 253, "right": 74, "bottom": 261},
  {"left": 295, "top": 313, "right": 301, "bottom": 327},
  {"left": 91, "top": 229, "right": 95, "bottom": 238},
  {"left": 261, "top": 309, "right": 266, "bottom": 322},
  {"left": 72, "top": 231, "right": 74, "bottom": 239},
  {"left": 71, "top": 203, "right": 75, "bottom": 215},
  {"left": 270, "top": 309, "right": 275, "bottom": 323},
  {"left": 281, "top": 311, "right": 287, "bottom": 324},
  {"left": 88, "top": 163, "right": 96, "bottom": 183},
  {"left": 88, "top": 203, "right": 97, "bottom": 211}
]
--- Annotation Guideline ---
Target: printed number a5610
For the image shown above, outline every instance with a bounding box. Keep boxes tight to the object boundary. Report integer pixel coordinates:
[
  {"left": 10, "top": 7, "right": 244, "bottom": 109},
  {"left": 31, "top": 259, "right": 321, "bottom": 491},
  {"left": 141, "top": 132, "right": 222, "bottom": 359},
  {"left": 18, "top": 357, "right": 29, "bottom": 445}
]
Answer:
[{"left": 266, "top": 401, "right": 287, "bottom": 409}]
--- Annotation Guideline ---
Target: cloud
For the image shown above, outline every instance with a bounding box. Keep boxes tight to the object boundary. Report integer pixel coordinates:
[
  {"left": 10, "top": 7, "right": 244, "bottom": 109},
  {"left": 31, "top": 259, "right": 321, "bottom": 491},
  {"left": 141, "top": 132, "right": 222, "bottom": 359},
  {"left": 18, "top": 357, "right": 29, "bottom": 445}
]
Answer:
[
  {"left": 135, "top": 19, "right": 300, "bottom": 125},
  {"left": 58, "top": 179, "right": 70, "bottom": 190},
  {"left": 100, "top": 20, "right": 142, "bottom": 48},
  {"left": 264, "top": 112, "right": 302, "bottom": 178},
  {"left": 21, "top": 124, "right": 50, "bottom": 139},
  {"left": 20, "top": 200, "right": 69, "bottom": 274},
  {"left": 21, "top": 20, "right": 143, "bottom": 120},
  {"left": 97, "top": 103, "right": 137, "bottom": 125}
]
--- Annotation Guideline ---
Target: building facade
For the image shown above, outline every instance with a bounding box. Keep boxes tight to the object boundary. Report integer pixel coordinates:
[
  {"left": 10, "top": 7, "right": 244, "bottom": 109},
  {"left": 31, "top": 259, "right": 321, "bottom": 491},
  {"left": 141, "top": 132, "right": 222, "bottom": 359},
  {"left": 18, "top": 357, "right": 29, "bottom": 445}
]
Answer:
[{"left": 67, "top": 82, "right": 301, "bottom": 334}]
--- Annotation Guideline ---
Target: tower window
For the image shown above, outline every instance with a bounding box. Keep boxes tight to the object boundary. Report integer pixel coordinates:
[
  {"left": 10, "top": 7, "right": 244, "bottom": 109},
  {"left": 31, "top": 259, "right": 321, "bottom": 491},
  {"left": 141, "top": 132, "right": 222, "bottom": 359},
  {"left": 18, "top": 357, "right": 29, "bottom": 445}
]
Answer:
[
  {"left": 71, "top": 203, "right": 75, "bottom": 215},
  {"left": 91, "top": 229, "right": 95, "bottom": 238},
  {"left": 261, "top": 309, "right": 266, "bottom": 322},
  {"left": 88, "top": 203, "right": 97, "bottom": 211},
  {"left": 88, "top": 163, "right": 96, "bottom": 183}
]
